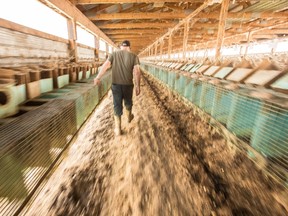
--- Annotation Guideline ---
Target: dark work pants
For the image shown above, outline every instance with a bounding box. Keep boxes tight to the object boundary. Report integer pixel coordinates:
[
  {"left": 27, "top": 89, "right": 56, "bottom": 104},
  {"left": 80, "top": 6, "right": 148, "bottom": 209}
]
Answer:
[{"left": 111, "top": 84, "right": 134, "bottom": 116}]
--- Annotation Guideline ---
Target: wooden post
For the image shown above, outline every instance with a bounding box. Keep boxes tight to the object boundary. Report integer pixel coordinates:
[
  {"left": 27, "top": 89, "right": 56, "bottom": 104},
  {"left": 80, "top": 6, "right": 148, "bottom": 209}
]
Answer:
[
  {"left": 67, "top": 19, "right": 78, "bottom": 63},
  {"left": 160, "top": 39, "right": 164, "bottom": 60},
  {"left": 244, "top": 31, "right": 253, "bottom": 57},
  {"left": 215, "top": 0, "right": 230, "bottom": 63},
  {"left": 168, "top": 33, "right": 172, "bottom": 60},
  {"left": 183, "top": 20, "right": 189, "bottom": 61},
  {"left": 94, "top": 35, "right": 99, "bottom": 61},
  {"left": 154, "top": 42, "right": 158, "bottom": 57},
  {"left": 105, "top": 41, "right": 109, "bottom": 59}
]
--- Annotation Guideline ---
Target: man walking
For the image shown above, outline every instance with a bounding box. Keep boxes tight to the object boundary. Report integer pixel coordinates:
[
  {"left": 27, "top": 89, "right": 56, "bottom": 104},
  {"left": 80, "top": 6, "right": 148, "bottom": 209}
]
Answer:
[{"left": 94, "top": 40, "right": 141, "bottom": 136}]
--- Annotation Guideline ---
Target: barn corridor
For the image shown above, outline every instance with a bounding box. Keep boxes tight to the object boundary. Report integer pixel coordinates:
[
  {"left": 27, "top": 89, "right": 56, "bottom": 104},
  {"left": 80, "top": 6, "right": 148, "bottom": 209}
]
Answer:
[{"left": 25, "top": 74, "right": 287, "bottom": 216}]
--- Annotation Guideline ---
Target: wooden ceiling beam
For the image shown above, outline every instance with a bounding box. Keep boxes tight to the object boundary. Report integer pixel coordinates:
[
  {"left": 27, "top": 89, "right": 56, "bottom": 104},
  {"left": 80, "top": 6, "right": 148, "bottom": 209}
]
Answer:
[
  {"left": 215, "top": 0, "right": 230, "bottom": 60},
  {"left": 110, "top": 35, "right": 155, "bottom": 39},
  {"left": 254, "top": 29, "right": 288, "bottom": 35},
  {"left": 103, "top": 29, "right": 165, "bottom": 34},
  {"left": 193, "top": 22, "right": 288, "bottom": 50},
  {"left": 97, "top": 21, "right": 261, "bottom": 31},
  {"left": 97, "top": 22, "right": 175, "bottom": 29},
  {"left": 76, "top": 0, "right": 191, "bottom": 4},
  {"left": 84, "top": 4, "right": 114, "bottom": 16},
  {"left": 89, "top": 12, "right": 186, "bottom": 20},
  {"left": 251, "top": 34, "right": 278, "bottom": 39},
  {"left": 89, "top": 12, "right": 288, "bottom": 21},
  {"left": 197, "top": 11, "right": 288, "bottom": 20}
]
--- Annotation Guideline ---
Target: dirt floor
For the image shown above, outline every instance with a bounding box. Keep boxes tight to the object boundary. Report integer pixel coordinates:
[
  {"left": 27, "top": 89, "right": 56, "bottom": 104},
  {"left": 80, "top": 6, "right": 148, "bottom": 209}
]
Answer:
[{"left": 26, "top": 74, "right": 288, "bottom": 216}]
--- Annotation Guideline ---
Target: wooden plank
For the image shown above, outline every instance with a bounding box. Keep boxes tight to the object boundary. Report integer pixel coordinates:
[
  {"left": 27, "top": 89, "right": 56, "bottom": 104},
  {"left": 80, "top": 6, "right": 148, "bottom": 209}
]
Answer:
[
  {"left": 109, "top": 35, "right": 154, "bottom": 39},
  {"left": 97, "top": 22, "right": 174, "bottom": 29},
  {"left": 199, "top": 11, "right": 288, "bottom": 19},
  {"left": 76, "top": 0, "right": 188, "bottom": 4},
  {"left": 67, "top": 19, "right": 78, "bottom": 62},
  {"left": 89, "top": 12, "right": 186, "bottom": 20},
  {"left": 215, "top": 0, "right": 230, "bottom": 61},
  {"left": 103, "top": 29, "right": 166, "bottom": 35},
  {"left": 182, "top": 21, "right": 189, "bottom": 60},
  {"left": 168, "top": 35, "right": 172, "bottom": 59},
  {"left": 254, "top": 29, "right": 288, "bottom": 35},
  {"left": 89, "top": 12, "right": 288, "bottom": 21}
]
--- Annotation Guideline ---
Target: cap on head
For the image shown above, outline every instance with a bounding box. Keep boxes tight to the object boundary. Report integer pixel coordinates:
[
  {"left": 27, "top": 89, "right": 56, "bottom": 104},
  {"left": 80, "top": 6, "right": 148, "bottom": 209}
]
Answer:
[{"left": 121, "top": 40, "right": 130, "bottom": 47}]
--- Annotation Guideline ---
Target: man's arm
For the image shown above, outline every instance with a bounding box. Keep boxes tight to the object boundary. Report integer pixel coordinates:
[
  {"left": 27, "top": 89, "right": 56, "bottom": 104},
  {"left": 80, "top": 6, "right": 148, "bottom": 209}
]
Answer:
[
  {"left": 133, "top": 64, "right": 141, "bottom": 96},
  {"left": 94, "top": 59, "right": 111, "bottom": 85}
]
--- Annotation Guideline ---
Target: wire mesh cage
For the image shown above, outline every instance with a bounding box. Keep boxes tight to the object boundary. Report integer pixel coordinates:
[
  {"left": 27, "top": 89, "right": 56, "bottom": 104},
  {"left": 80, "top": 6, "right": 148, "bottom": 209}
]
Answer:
[
  {"left": 142, "top": 62, "right": 288, "bottom": 188},
  {"left": 0, "top": 72, "right": 112, "bottom": 215}
]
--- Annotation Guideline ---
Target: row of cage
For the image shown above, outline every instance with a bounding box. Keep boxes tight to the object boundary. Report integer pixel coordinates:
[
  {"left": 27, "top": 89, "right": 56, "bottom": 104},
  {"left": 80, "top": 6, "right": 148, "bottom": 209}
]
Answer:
[
  {"left": 0, "top": 67, "right": 112, "bottom": 215},
  {"left": 0, "top": 62, "right": 101, "bottom": 119},
  {"left": 142, "top": 62, "right": 288, "bottom": 189}
]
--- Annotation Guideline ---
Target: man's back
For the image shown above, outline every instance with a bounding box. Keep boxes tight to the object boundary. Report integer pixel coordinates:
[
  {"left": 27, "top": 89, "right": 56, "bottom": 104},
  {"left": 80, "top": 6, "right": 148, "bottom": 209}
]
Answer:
[{"left": 109, "top": 50, "right": 139, "bottom": 85}]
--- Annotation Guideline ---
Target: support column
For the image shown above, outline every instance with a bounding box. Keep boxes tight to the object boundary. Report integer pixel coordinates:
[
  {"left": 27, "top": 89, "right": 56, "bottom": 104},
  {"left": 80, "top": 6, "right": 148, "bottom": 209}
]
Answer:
[
  {"left": 94, "top": 35, "right": 99, "bottom": 61},
  {"left": 105, "top": 42, "right": 109, "bottom": 59},
  {"left": 168, "top": 33, "right": 173, "bottom": 60},
  {"left": 183, "top": 20, "right": 189, "bottom": 61},
  {"left": 244, "top": 31, "right": 253, "bottom": 58},
  {"left": 215, "top": 0, "right": 230, "bottom": 62},
  {"left": 160, "top": 39, "right": 164, "bottom": 60},
  {"left": 67, "top": 19, "right": 78, "bottom": 62},
  {"left": 154, "top": 42, "right": 158, "bottom": 57}
]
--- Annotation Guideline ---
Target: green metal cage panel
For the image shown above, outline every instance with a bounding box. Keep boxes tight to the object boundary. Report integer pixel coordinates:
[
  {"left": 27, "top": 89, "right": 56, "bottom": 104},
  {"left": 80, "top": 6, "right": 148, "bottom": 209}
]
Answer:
[
  {"left": 199, "top": 80, "right": 217, "bottom": 114},
  {"left": 184, "top": 76, "right": 194, "bottom": 102},
  {"left": 190, "top": 79, "right": 203, "bottom": 107},
  {"left": 211, "top": 86, "right": 234, "bottom": 125},
  {"left": 175, "top": 73, "right": 187, "bottom": 97},
  {"left": 142, "top": 63, "right": 288, "bottom": 188},
  {"left": 0, "top": 71, "right": 112, "bottom": 215},
  {"left": 226, "top": 90, "right": 264, "bottom": 139}
]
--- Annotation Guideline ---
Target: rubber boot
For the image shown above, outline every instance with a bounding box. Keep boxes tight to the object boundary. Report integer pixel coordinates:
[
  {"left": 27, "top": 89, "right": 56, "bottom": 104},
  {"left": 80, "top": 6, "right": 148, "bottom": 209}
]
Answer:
[
  {"left": 114, "top": 115, "right": 121, "bottom": 136},
  {"left": 127, "top": 110, "right": 134, "bottom": 123}
]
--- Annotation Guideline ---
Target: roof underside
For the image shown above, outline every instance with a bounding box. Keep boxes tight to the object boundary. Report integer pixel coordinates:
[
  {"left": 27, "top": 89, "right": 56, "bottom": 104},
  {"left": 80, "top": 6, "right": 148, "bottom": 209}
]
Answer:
[{"left": 70, "top": 0, "right": 288, "bottom": 54}]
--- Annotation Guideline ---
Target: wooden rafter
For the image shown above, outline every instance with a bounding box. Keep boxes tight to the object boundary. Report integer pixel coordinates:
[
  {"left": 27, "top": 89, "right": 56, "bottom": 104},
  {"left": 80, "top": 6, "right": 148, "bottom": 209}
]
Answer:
[
  {"left": 97, "top": 22, "right": 175, "bottom": 29},
  {"left": 198, "top": 11, "right": 288, "bottom": 19},
  {"left": 76, "top": 0, "right": 196, "bottom": 4},
  {"left": 254, "top": 29, "right": 288, "bottom": 35},
  {"left": 84, "top": 4, "right": 114, "bottom": 16},
  {"left": 89, "top": 12, "right": 288, "bottom": 21},
  {"left": 110, "top": 35, "right": 154, "bottom": 39},
  {"left": 215, "top": 0, "right": 231, "bottom": 61},
  {"left": 190, "top": 22, "right": 288, "bottom": 51},
  {"left": 103, "top": 29, "right": 166, "bottom": 34},
  {"left": 182, "top": 20, "right": 189, "bottom": 60},
  {"left": 140, "top": 0, "right": 210, "bottom": 56},
  {"left": 88, "top": 12, "right": 186, "bottom": 20},
  {"left": 168, "top": 34, "right": 172, "bottom": 59},
  {"left": 160, "top": 39, "right": 164, "bottom": 59}
]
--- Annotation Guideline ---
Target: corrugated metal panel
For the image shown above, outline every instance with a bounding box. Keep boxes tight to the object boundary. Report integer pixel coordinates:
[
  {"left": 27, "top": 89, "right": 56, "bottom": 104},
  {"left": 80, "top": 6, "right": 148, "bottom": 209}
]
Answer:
[
  {"left": 227, "top": 0, "right": 288, "bottom": 23},
  {"left": 242, "top": 0, "right": 288, "bottom": 12}
]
